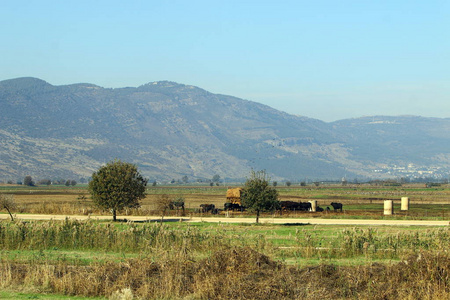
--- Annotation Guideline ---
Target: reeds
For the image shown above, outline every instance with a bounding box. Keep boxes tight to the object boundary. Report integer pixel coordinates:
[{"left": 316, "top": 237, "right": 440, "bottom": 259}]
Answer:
[
  {"left": 0, "top": 219, "right": 225, "bottom": 254},
  {"left": 0, "top": 220, "right": 449, "bottom": 299},
  {"left": 0, "top": 247, "right": 448, "bottom": 299}
]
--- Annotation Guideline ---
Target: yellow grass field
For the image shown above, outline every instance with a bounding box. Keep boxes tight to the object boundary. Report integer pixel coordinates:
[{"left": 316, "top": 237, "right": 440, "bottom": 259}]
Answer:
[{"left": 2, "top": 183, "right": 449, "bottom": 219}]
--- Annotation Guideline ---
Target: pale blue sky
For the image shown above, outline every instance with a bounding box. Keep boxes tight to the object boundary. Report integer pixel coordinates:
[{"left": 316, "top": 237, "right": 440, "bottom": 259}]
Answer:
[{"left": 1, "top": 0, "right": 449, "bottom": 121}]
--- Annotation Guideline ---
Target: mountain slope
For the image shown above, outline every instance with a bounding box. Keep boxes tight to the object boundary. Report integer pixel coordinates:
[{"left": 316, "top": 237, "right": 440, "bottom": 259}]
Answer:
[{"left": 1, "top": 77, "right": 449, "bottom": 181}]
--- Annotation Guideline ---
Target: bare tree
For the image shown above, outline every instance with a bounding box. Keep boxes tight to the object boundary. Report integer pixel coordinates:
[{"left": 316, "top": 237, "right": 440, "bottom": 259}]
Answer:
[
  {"left": 1, "top": 194, "right": 17, "bottom": 221},
  {"left": 156, "top": 194, "right": 173, "bottom": 222}
]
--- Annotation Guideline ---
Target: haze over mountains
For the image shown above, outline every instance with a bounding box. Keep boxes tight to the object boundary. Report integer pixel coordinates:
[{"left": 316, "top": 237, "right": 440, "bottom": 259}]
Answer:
[{"left": 1, "top": 77, "right": 449, "bottom": 182}]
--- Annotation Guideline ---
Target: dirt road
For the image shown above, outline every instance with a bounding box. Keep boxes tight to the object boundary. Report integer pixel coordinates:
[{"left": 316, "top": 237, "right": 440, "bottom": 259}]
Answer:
[{"left": 0, "top": 213, "right": 448, "bottom": 226}]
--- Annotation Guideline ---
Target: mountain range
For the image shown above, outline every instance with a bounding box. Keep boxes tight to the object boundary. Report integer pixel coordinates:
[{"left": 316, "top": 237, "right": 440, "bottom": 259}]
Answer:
[{"left": 1, "top": 77, "right": 449, "bottom": 182}]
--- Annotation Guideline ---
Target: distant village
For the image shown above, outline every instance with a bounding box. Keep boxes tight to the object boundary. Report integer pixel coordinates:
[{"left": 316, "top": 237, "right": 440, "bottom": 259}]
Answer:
[{"left": 372, "top": 163, "right": 449, "bottom": 182}]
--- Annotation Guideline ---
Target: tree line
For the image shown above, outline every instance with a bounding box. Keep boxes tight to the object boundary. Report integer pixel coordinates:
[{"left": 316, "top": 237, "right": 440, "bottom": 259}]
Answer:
[{"left": 6, "top": 176, "right": 86, "bottom": 186}]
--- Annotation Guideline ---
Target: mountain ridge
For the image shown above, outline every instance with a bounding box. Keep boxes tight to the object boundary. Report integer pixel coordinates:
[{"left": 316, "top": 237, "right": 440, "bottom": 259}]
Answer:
[{"left": 1, "top": 77, "right": 449, "bottom": 182}]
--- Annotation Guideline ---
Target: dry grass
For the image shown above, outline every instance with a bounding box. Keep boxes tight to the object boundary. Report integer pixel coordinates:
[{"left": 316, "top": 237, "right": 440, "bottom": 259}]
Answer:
[
  {"left": 0, "top": 217, "right": 449, "bottom": 299},
  {"left": 0, "top": 247, "right": 448, "bottom": 299}
]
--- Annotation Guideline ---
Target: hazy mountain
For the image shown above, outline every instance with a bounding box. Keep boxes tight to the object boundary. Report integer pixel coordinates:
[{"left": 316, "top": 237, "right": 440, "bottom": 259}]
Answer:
[{"left": 1, "top": 77, "right": 449, "bottom": 182}]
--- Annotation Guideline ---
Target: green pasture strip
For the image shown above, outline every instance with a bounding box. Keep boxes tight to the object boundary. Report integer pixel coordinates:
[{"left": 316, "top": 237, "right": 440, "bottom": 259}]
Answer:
[
  {"left": 146, "top": 186, "right": 227, "bottom": 195},
  {"left": 0, "top": 290, "right": 105, "bottom": 300},
  {"left": 1, "top": 220, "right": 448, "bottom": 262},
  {"left": 0, "top": 185, "right": 87, "bottom": 194},
  {"left": 0, "top": 249, "right": 141, "bottom": 265},
  {"left": 164, "top": 222, "right": 450, "bottom": 252},
  {"left": 282, "top": 256, "right": 402, "bottom": 267}
]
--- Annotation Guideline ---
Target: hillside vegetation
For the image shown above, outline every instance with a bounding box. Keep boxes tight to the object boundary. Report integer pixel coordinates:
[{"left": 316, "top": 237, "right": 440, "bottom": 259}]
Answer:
[{"left": 1, "top": 77, "right": 450, "bottom": 181}]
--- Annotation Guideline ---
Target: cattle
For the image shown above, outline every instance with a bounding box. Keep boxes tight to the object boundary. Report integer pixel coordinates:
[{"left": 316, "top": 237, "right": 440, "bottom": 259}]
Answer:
[
  {"left": 200, "top": 204, "right": 215, "bottom": 213},
  {"left": 172, "top": 200, "right": 185, "bottom": 210},
  {"left": 298, "top": 202, "right": 312, "bottom": 211},
  {"left": 280, "top": 201, "right": 299, "bottom": 210},
  {"left": 279, "top": 201, "right": 311, "bottom": 211},
  {"left": 316, "top": 206, "right": 324, "bottom": 212},
  {"left": 330, "top": 202, "right": 343, "bottom": 212},
  {"left": 224, "top": 202, "right": 243, "bottom": 211}
]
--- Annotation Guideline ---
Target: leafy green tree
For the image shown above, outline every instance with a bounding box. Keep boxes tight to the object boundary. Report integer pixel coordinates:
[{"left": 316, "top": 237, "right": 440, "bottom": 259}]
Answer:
[
  {"left": 88, "top": 160, "right": 148, "bottom": 221},
  {"left": 38, "top": 179, "right": 51, "bottom": 186},
  {"left": 212, "top": 174, "right": 220, "bottom": 183},
  {"left": 286, "top": 181, "right": 291, "bottom": 187},
  {"left": 23, "top": 176, "right": 34, "bottom": 186},
  {"left": 241, "top": 170, "right": 279, "bottom": 223}
]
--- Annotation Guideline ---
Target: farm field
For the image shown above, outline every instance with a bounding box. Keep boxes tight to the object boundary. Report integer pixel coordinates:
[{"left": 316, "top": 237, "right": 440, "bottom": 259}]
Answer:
[
  {"left": 0, "top": 183, "right": 449, "bottom": 299},
  {"left": 1, "top": 183, "right": 449, "bottom": 219}
]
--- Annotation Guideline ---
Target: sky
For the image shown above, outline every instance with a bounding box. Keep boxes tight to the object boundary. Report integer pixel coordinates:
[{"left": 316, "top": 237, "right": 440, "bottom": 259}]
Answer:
[{"left": 1, "top": 0, "right": 449, "bottom": 122}]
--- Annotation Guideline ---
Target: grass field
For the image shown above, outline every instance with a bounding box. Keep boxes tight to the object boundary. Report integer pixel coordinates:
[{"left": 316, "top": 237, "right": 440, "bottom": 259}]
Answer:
[
  {"left": 1, "top": 183, "right": 449, "bottom": 219},
  {"left": 0, "top": 183, "right": 449, "bottom": 299},
  {"left": 0, "top": 219, "right": 449, "bottom": 299}
]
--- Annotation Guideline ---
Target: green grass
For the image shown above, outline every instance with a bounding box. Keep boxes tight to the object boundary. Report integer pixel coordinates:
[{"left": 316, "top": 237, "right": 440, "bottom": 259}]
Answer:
[
  {"left": 0, "top": 290, "right": 105, "bottom": 299},
  {"left": 0, "top": 249, "right": 141, "bottom": 265}
]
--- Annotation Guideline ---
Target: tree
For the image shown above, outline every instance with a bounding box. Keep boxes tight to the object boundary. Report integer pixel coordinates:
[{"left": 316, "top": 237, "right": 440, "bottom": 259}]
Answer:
[
  {"left": 88, "top": 160, "right": 148, "bottom": 221},
  {"left": 156, "top": 194, "right": 173, "bottom": 222},
  {"left": 212, "top": 174, "right": 221, "bottom": 183},
  {"left": 1, "top": 194, "right": 16, "bottom": 221},
  {"left": 182, "top": 175, "right": 189, "bottom": 184},
  {"left": 241, "top": 170, "right": 279, "bottom": 223},
  {"left": 38, "top": 179, "right": 51, "bottom": 186},
  {"left": 286, "top": 181, "right": 291, "bottom": 187},
  {"left": 23, "top": 176, "right": 34, "bottom": 186},
  {"left": 273, "top": 181, "right": 278, "bottom": 187}
]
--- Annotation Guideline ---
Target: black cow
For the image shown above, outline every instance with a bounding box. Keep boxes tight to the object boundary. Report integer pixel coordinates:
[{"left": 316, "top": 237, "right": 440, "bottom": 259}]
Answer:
[
  {"left": 280, "top": 201, "right": 299, "bottom": 210},
  {"left": 279, "top": 201, "right": 311, "bottom": 212},
  {"left": 298, "top": 202, "right": 312, "bottom": 211},
  {"left": 200, "top": 204, "right": 215, "bottom": 213},
  {"left": 224, "top": 203, "right": 242, "bottom": 211},
  {"left": 330, "top": 202, "right": 343, "bottom": 212},
  {"left": 316, "top": 206, "right": 324, "bottom": 212}
]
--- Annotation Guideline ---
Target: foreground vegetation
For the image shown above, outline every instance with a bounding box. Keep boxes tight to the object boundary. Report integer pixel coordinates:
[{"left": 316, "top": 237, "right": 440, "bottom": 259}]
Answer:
[
  {"left": 0, "top": 184, "right": 449, "bottom": 299},
  {"left": 0, "top": 219, "right": 449, "bottom": 299}
]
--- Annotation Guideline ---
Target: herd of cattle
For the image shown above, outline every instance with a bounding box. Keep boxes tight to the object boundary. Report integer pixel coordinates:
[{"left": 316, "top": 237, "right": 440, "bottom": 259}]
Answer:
[{"left": 198, "top": 201, "right": 344, "bottom": 214}]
